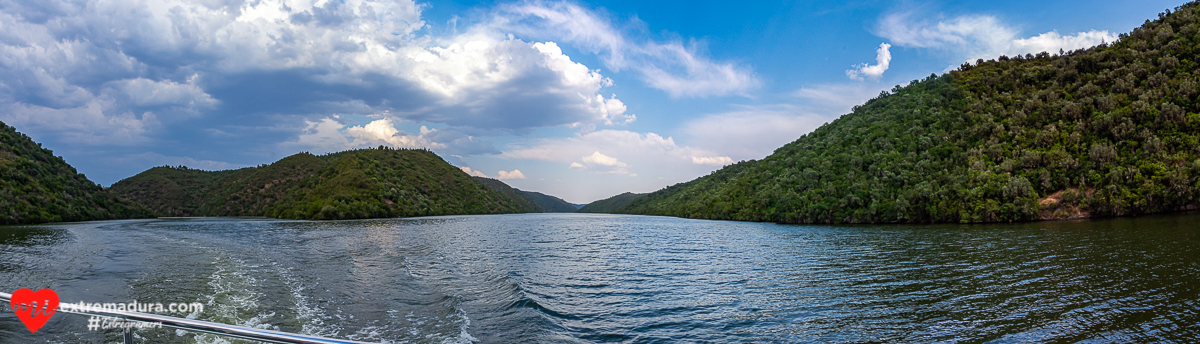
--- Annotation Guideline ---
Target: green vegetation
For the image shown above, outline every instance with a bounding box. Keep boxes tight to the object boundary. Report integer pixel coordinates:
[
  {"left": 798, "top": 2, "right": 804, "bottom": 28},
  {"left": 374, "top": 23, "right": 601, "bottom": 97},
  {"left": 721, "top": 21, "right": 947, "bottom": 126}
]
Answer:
[
  {"left": 618, "top": 4, "right": 1200, "bottom": 224},
  {"left": 0, "top": 121, "right": 148, "bottom": 224},
  {"left": 474, "top": 177, "right": 580, "bottom": 212},
  {"left": 112, "top": 147, "right": 534, "bottom": 220},
  {"left": 474, "top": 176, "right": 541, "bottom": 213},
  {"left": 578, "top": 192, "right": 646, "bottom": 213},
  {"left": 520, "top": 190, "right": 579, "bottom": 212}
]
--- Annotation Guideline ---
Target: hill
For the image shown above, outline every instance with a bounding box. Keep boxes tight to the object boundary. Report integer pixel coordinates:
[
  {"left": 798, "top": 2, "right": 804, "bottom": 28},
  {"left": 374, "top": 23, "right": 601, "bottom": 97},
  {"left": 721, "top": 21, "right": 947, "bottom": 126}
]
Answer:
[
  {"left": 578, "top": 192, "right": 646, "bottom": 213},
  {"left": 520, "top": 190, "right": 579, "bottom": 212},
  {"left": 474, "top": 177, "right": 541, "bottom": 213},
  {"left": 617, "top": 4, "right": 1200, "bottom": 224},
  {"left": 0, "top": 121, "right": 148, "bottom": 224},
  {"left": 473, "top": 177, "right": 579, "bottom": 212},
  {"left": 112, "top": 148, "right": 534, "bottom": 220}
]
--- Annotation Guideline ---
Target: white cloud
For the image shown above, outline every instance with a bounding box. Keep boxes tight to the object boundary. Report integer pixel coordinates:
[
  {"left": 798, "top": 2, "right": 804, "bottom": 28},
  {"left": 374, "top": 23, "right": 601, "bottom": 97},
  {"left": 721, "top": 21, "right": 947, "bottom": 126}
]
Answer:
[
  {"left": 691, "top": 156, "right": 733, "bottom": 166},
  {"left": 496, "top": 169, "right": 526, "bottom": 180},
  {"left": 493, "top": 1, "right": 758, "bottom": 97},
  {"left": 1011, "top": 31, "right": 1118, "bottom": 57},
  {"left": 876, "top": 12, "right": 1117, "bottom": 65},
  {"left": 460, "top": 166, "right": 489, "bottom": 177},
  {"left": 846, "top": 43, "right": 892, "bottom": 81},
  {"left": 569, "top": 162, "right": 586, "bottom": 169},
  {"left": 580, "top": 151, "right": 626, "bottom": 167},
  {"left": 344, "top": 118, "right": 445, "bottom": 149}
]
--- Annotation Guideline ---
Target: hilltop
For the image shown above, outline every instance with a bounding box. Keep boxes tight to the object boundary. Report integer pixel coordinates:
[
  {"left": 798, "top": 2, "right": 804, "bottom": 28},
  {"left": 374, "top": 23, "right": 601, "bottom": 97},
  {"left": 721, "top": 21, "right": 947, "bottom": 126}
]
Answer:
[
  {"left": 0, "top": 121, "right": 148, "bottom": 224},
  {"left": 112, "top": 148, "right": 535, "bottom": 220},
  {"left": 615, "top": 4, "right": 1200, "bottom": 223}
]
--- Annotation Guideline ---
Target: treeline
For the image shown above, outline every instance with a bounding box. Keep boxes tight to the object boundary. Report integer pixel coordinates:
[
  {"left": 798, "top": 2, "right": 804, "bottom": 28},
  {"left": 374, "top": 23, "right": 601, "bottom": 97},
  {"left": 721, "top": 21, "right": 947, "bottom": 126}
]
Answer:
[{"left": 616, "top": 3, "right": 1200, "bottom": 224}]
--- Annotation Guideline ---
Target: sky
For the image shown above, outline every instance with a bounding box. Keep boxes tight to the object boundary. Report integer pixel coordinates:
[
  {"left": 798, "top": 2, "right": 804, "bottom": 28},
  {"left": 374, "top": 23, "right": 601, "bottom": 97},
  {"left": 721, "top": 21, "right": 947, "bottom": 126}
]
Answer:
[{"left": 0, "top": 0, "right": 1184, "bottom": 204}]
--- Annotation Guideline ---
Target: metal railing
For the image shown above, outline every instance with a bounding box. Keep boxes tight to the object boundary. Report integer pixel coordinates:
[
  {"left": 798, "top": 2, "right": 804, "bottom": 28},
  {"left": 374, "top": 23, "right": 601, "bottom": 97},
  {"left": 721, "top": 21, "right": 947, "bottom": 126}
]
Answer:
[{"left": 1, "top": 292, "right": 376, "bottom": 344}]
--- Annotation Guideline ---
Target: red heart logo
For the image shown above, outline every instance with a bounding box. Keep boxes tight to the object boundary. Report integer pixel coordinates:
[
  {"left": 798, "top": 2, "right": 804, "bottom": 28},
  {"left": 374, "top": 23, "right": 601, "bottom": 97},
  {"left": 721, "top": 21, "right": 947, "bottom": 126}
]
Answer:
[{"left": 10, "top": 288, "right": 59, "bottom": 334}]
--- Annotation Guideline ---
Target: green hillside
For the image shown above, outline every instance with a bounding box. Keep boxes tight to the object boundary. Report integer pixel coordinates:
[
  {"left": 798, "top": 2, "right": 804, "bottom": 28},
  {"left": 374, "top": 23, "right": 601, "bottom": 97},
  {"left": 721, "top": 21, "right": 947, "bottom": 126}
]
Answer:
[
  {"left": 618, "top": 5, "right": 1200, "bottom": 224},
  {"left": 473, "top": 177, "right": 579, "bottom": 212},
  {"left": 520, "top": 190, "right": 579, "bottom": 212},
  {"left": 0, "top": 121, "right": 148, "bottom": 224},
  {"left": 578, "top": 192, "right": 646, "bottom": 213},
  {"left": 474, "top": 177, "right": 541, "bottom": 213},
  {"left": 112, "top": 148, "right": 534, "bottom": 220}
]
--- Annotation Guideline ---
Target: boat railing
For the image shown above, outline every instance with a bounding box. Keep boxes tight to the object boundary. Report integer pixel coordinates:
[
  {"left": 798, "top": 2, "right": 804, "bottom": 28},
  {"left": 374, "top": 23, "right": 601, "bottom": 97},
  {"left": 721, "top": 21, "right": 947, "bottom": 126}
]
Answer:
[{"left": 1, "top": 291, "right": 375, "bottom": 344}]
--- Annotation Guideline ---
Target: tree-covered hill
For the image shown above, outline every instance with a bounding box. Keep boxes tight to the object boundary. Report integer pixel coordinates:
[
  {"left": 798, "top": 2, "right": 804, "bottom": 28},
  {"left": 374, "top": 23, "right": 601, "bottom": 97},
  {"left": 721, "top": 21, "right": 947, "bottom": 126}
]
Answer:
[
  {"left": 617, "top": 4, "right": 1200, "bottom": 224},
  {"left": 578, "top": 192, "right": 646, "bottom": 213},
  {"left": 520, "top": 190, "right": 579, "bottom": 212},
  {"left": 0, "top": 121, "right": 148, "bottom": 224},
  {"left": 473, "top": 177, "right": 580, "bottom": 212},
  {"left": 474, "top": 176, "right": 541, "bottom": 213},
  {"left": 112, "top": 148, "right": 535, "bottom": 220}
]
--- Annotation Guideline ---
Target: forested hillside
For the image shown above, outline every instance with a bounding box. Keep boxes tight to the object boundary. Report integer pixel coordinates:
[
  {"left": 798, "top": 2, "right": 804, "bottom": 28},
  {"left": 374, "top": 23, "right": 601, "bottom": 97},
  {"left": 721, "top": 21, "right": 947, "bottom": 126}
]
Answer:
[
  {"left": 618, "top": 4, "right": 1200, "bottom": 224},
  {"left": 112, "top": 148, "right": 534, "bottom": 220},
  {"left": 578, "top": 192, "right": 646, "bottom": 213},
  {"left": 0, "top": 121, "right": 148, "bottom": 224},
  {"left": 520, "top": 190, "right": 579, "bottom": 212},
  {"left": 474, "top": 177, "right": 541, "bottom": 213},
  {"left": 474, "top": 177, "right": 580, "bottom": 212}
]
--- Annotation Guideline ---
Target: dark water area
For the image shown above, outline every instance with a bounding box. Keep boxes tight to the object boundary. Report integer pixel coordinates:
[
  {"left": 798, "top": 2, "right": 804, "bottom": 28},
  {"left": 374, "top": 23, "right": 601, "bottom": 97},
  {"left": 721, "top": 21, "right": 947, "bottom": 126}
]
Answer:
[{"left": 1, "top": 213, "right": 1199, "bottom": 343}]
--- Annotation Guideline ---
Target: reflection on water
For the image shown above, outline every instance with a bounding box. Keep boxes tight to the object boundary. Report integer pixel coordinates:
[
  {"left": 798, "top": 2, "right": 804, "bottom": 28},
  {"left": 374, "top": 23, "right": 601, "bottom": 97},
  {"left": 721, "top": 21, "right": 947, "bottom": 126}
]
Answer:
[{"left": 2, "top": 213, "right": 1200, "bottom": 342}]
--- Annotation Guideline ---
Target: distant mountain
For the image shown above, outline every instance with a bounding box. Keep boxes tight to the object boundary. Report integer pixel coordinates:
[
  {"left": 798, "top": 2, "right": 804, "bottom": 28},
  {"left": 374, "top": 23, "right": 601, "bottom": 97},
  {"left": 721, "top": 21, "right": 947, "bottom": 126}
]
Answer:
[
  {"left": 112, "top": 148, "right": 533, "bottom": 220},
  {"left": 577, "top": 192, "right": 645, "bottom": 213},
  {"left": 473, "top": 177, "right": 578, "bottom": 212},
  {"left": 520, "top": 190, "right": 579, "bottom": 212},
  {"left": 0, "top": 121, "right": 148, "bottom": 224},
  {"left": 615, "top": 4, "right": 1200, "bottom": 224}
]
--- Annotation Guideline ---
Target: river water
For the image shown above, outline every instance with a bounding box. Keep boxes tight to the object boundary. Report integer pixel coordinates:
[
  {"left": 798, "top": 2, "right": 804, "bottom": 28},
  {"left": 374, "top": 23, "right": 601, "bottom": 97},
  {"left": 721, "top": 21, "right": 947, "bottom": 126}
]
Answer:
[{"left": 1, "top": 213, "right": 1199, "bottom": 343}]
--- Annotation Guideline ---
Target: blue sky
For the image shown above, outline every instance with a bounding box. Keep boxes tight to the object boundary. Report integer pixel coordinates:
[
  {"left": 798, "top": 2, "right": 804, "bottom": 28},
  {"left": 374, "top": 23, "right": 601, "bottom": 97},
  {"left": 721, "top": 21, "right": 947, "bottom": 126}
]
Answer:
[{"left": 0, "top": 0, "right": 1182, "bottom": 203}]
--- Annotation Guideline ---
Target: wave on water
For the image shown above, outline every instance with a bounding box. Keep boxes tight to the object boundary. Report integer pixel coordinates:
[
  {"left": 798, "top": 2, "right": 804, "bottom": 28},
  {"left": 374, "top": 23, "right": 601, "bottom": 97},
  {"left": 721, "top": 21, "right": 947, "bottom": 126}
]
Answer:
[{"left": 191, "top": 250, "right": 277, "bottom": 344}]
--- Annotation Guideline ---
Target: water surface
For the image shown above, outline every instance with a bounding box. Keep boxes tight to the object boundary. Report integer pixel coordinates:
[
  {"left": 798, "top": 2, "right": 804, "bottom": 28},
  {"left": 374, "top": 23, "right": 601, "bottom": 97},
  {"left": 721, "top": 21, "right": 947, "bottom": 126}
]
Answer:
[{"left": 2, "top": 213, "right": 1199, "bottom": 342}]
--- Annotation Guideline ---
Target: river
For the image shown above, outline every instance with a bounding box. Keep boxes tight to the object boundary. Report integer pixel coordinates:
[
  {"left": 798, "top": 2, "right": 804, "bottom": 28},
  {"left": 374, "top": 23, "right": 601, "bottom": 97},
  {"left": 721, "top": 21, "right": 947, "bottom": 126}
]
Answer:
[{"left": 2, "top": 213, "right": 1199, "bottom": 342}]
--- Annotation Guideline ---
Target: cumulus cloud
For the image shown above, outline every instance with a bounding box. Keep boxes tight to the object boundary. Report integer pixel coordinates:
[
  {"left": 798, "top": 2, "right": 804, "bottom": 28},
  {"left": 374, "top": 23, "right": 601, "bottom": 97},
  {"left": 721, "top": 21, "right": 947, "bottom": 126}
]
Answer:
[
  {"left": 496, "top": 169, "right": 526, "bottom": 180},
  {"left": 460, "top": 166, "right": 489, "bottom": 177},
  {"left": 492, "top": 1, "right": 758, "bottom": 97},
  {"left": 581, "top": 151, "right": 626, "bottom": 167},
  {"left": 344, "top": 118, "right": 445, "bottom": 149},
  {"left": 0, "top": 0, "right": 638, "bottom": 154},
  {"left": 846, "top": 43, "right": 892, "bottom": 81},
  {"left": 876, "top": 12, "right": 1117, "bottom": 65}
]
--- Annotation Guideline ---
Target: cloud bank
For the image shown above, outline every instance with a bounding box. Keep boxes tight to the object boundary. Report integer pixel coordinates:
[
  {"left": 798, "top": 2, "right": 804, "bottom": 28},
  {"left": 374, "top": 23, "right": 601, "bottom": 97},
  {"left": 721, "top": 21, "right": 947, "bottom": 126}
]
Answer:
[
  {"left": 877, "top": 12, "right": 1118, "bottom": 65},
  {"left": 0, "top": 0, "right": 654, "bottom": 159}
]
